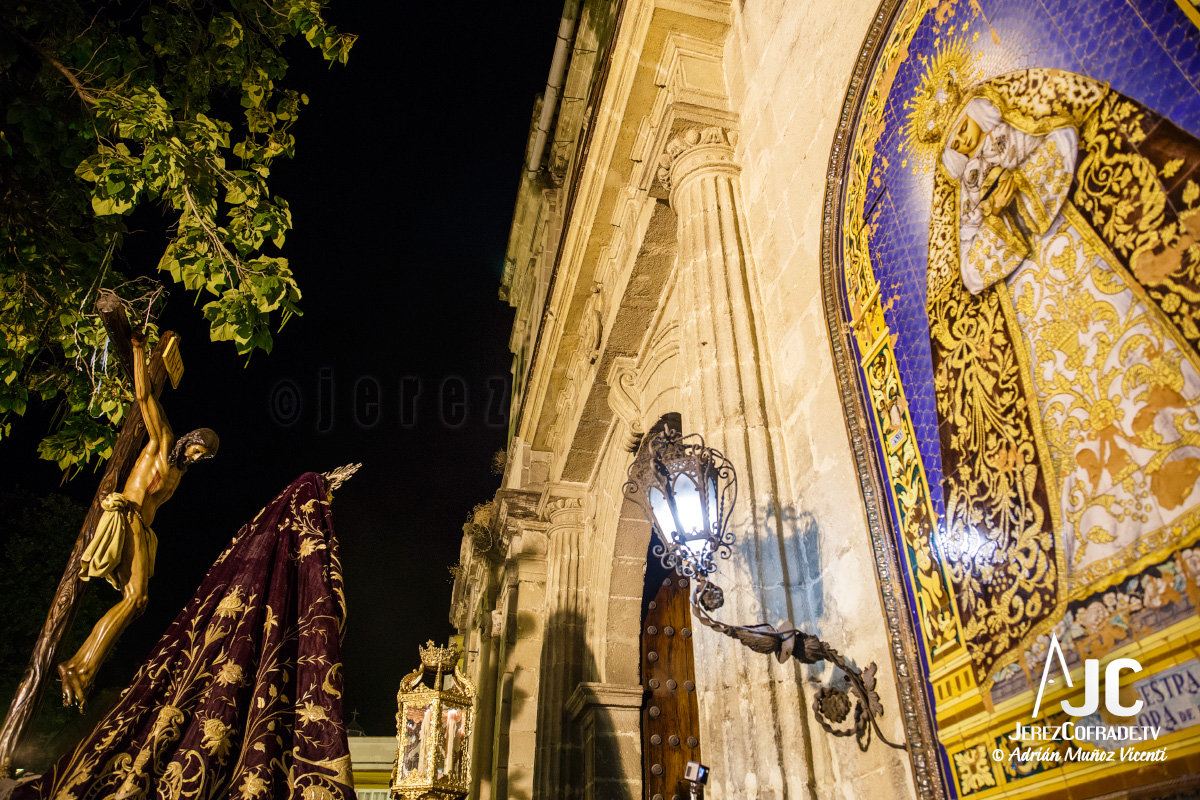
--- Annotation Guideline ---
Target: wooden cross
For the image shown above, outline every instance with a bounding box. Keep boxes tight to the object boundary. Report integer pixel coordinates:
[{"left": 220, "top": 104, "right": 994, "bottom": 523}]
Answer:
[{"left": 0, "top": 296, "right": 180, "bottom": 776}]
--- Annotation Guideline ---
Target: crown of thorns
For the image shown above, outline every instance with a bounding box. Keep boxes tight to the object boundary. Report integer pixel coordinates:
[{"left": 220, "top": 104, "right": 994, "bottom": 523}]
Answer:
[{"left": 170, "top": 428, "right": 220, "bottom": 467}]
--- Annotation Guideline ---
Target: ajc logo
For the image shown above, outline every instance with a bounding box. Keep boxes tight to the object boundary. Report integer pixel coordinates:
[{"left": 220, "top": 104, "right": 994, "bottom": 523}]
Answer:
[
  {"left": 995, "top": 634, "right": 1166, "bottom": 765},
  {"left": 1032, "top": 633, "right": 1143, "bottom": 718}
]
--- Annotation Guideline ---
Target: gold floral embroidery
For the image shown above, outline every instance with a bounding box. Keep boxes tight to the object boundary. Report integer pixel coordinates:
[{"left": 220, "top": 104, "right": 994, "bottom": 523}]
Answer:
[
  {"left": 238, "top": 769, "right": 268, "bottom": 800},
  {"left": 298, "top": 701, "right": 331, "bottom": 726},
  {"left": 921, "top": 72, "right": 1200, "bottom": 690},
  {"left": 927, "top": 167, "right": 962, "bottom": 305},
  {"left": 200, "top": 717, "right": 233, "bottom": 760},
  {"left": 215, "top": 661, "right": 245, "bottom": 687},
  {"left": 298, "top": 537, "right": 324, "bottom": 559},
  {"left": 1076, "top": 100, "right": 1165, "bottom": 260},
  {"left": 1011, "top": 207, "right": 1200, "bottom": 589},
  {"left": 1076, "top": 94, "right": 1200, "bottom": 348},
  {"left": 215, "top": 588, "right": 246, "bottom": 618},
  {"left": 966, "top": 221, "right": 1025, "bottom": 288},
  {"left": 19, "top": 477, "right": 351, "bottom": 800},
  {"left": 930, "top": 277, "right": 1057, "bottom": 678},
  {"left": 1016, "top": 138, "right": 1070, "bottom": 232},
  {"left": 973, "top": 70, "right": 1107, "bottom": 136}
]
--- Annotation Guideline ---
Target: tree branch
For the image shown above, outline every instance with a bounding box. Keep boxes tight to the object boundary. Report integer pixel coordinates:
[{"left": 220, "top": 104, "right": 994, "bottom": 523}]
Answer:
[{"left": 7, "top": 25, "right": 98, "bottom": 105}]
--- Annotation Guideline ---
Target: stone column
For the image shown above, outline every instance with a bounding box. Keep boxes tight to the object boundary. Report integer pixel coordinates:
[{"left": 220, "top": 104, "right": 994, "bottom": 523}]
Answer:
[
  {"left": 659, "top": 126, "right": 816, "bottom": 798},
  {"left": 534, "top": 496, "right": 587, "bottom": 798},
  {"left": 566, "top": 683, "right": 643, "bottom": 800},
  {"left": 499, "top": 525, "right": 548, "bottom": 800},
  {"left": 469, "top": 584, "right": 500, "bottom": 800}
]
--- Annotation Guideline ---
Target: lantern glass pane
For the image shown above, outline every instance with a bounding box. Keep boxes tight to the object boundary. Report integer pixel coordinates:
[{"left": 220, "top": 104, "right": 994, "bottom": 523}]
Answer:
[
  {"left": 649, "top": 486, "right": 674, "bottom": 542},
  {"left": 440, "top": 706, "right": 468, "bottom": 778},
  {"left": 671, "top": 475, "right": 704, "bottom": 541},
  {"left": 400, "top": 703, "right": 433, "bottom": 777},
  {"left": 707, "top": 472, "right": 719, "bottom": 534}
]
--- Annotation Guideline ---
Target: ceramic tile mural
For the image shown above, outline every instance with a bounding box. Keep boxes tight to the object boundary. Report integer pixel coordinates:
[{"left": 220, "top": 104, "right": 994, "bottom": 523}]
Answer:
[{"left": 830, "top": 0, "right": 1200, "bottom": 796}]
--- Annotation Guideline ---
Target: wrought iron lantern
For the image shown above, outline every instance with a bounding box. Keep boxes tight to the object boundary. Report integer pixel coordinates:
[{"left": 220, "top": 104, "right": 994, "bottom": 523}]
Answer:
[
  {"left": 623, "top": 426, "right": 903, "bottom": 752},
  {"left": 623, "top": 426, "right": 737, "bottom": 580},
  {"left": 392, "top": 641, "right": 477, "bottom": 799}
]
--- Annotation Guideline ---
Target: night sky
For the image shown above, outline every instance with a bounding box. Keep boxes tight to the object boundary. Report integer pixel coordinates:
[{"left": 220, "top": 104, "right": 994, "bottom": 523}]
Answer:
[{"left": 0, "top": 1, "right": 566, "bottom": 736}]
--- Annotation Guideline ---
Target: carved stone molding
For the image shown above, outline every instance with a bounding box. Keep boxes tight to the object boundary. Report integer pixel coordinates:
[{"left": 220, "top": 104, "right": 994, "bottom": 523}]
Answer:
[
  {"left": 566, "top": 682, "right": 644, "bottom": 720},
  {"left": 490, "top": 609, "right": 504, "bottom": 639},
  {"left": 654, "top": 31, "right": 727, "bottom": 108},
  {"left": 546, "top": 354, "right": 586, "bottom": 455},
  {"left": 657, "top": 126, "right": 739, "bottom": 194},
  {"left": 606, "top": 356, "right": 644, "bottom": 435}
]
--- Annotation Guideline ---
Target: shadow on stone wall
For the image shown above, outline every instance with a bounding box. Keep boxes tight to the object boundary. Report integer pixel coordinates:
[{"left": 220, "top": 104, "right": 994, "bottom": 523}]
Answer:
[
  {"left": 507, "top": 608, "right": 637, "bottom": 800},
  {"left": 767, "top": 505, "right": 877, "bottom": 689},
  {"left": 760, "top": 505, "right": 825, "bottom": 637}
]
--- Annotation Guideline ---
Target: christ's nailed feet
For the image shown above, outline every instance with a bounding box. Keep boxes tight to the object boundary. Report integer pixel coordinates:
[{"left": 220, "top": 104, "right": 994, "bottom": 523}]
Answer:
[{"left": 57, "top": 663, "right": 87, "bottom": 713}]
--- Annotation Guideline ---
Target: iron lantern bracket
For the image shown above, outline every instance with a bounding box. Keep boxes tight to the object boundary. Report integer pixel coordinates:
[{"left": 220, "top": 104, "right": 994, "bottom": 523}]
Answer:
[{"left": 624, "top": 426, "right": 906, "bottom": 752}]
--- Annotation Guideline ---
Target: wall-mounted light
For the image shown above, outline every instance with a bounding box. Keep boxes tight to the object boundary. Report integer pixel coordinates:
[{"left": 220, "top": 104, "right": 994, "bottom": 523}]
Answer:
[
  {"left": 622, "top": 425, "right": 736, "bottom": 581},
  {"left": 624, "top": 426, "right": 904, "bottom": 752}
]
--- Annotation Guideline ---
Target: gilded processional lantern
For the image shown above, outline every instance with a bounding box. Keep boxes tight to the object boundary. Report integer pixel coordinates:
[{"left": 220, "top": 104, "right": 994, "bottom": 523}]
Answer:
[{"left": 391, "top": 641, "right": 476, "bottom": 799}]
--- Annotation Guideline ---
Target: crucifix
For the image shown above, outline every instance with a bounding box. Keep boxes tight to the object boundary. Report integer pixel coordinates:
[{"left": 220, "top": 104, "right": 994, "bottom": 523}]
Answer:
[{"left": 0, "top": 295, "right": 214, "bottom": 777}]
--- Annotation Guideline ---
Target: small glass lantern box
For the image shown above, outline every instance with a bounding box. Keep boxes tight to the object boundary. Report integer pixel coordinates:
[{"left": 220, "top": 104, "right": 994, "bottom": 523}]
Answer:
[{"left": 391, "top": 640, "right": 476, "bottom": 800}]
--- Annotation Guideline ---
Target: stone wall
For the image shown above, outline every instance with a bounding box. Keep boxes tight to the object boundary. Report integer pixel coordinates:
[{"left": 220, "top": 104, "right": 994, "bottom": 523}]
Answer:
[
  {"left": 721, "top": 0, "right": 917, "bottom": 796},
  {"left": 449, "top": 1, "right": 927, "bottom": 798}
]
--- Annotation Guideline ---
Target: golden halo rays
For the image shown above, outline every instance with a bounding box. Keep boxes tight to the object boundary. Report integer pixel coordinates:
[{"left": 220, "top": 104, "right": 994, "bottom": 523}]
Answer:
[{"left": 903, "top": 35, "right": 981, "bottom": 173}]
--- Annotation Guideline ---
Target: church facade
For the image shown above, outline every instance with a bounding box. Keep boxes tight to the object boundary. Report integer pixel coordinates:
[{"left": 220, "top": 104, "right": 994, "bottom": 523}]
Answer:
[{"left": 448, "top": 1, "right": 1200, "bottom": 798}]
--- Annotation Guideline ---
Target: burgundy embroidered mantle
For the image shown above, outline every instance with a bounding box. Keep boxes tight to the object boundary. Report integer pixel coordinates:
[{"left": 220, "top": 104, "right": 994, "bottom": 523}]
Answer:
[{"left": 16, "top": 472, "right": 352, "bottom": 800}]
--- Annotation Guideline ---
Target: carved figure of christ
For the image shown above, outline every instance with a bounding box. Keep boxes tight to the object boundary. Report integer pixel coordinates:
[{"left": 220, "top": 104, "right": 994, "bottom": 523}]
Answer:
[{"left": 56, "top": 328, "right": 219, "bottom": 709}]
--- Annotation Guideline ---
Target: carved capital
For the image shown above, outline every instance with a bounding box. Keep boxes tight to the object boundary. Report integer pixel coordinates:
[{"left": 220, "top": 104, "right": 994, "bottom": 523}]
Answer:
[
  {"left": 546, "top": 497, "right": 583, "bottom": 512},
  {"left": 544, "top": 495, "right": 585, "bottom": 536},
  {"left": 657, "top": 126, "right": 739, "bottom": 194}
]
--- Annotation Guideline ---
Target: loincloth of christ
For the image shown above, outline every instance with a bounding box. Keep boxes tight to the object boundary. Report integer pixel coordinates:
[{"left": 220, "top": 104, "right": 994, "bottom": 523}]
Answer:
[{"left": 78, "top": 492, "right": 158, "bottom": 590}]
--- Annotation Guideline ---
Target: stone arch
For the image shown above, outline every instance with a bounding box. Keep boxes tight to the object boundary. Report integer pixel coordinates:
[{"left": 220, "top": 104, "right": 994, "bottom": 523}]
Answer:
[
  {"left": 603, "top": 497, "right": 655, "bottom": 686},
  {"left": 602, "top": 411, "right": 680, "bottom": 686}
]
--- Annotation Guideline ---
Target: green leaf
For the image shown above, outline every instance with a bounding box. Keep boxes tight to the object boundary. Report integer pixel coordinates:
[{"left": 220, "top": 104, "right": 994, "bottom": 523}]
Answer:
[
  {"left": 91, "top": 195, "right": 133, "bottom": 216},
  {"left": 2, "top": 0, "right": 354, "bottom": 478}
]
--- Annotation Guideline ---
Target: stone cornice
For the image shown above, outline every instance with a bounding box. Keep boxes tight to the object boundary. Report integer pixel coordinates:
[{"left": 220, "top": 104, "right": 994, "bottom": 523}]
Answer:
[{"left": 566, "top": 682, "right": 645, "bottom": 721}]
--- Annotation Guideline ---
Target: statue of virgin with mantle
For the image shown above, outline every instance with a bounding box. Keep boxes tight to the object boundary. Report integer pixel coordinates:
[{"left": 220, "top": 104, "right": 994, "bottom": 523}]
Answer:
[{"left": 910, "top": 44, "right": 1200, "bottom": 685}]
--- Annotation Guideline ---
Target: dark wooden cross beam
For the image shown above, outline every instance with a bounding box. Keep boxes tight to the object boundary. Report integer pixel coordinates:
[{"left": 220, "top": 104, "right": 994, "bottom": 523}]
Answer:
[
  {"left": 96, "top": 292, "right": 137, "bottom": 384},
  {"left": 0, "top": 302, "right": 178, "bottom": 777}
]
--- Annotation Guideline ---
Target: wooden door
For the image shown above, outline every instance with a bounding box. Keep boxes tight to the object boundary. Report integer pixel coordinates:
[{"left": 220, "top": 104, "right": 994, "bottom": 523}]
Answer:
[{"left": 642, "top": 574, "right": 701, "bottom": 800}]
